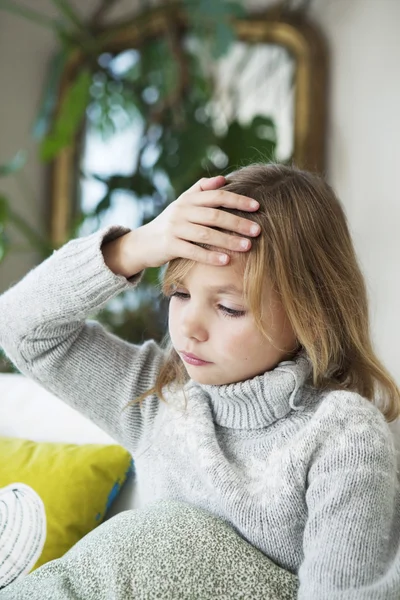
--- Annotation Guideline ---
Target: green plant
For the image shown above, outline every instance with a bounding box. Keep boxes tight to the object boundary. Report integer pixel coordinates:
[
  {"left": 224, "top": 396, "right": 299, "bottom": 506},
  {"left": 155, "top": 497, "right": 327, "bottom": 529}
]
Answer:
[
  {"left": 0, "top": 0, "right": 281, "bottom": 372},
  {"left": 0, "top": 0, "right": 278, "bottom": 254}
]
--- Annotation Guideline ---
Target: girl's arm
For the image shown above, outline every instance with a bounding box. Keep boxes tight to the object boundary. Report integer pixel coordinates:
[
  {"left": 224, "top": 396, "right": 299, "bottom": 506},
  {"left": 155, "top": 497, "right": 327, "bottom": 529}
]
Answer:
[
  {"left": 0, "top": 225, "right": 165, "bottom": 450},
  {"left": 298, "top": 393, "right": 400, "bottom": 599},
  {"left": 0, "top": 177, "right": 260, "bottom": 450}
]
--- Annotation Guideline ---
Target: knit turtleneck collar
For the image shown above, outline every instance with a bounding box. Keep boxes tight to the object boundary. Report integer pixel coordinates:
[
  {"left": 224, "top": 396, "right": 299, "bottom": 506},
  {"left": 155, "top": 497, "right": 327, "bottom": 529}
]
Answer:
[{"left": 192, "top": 349, "right": 313, "bottom": 430}]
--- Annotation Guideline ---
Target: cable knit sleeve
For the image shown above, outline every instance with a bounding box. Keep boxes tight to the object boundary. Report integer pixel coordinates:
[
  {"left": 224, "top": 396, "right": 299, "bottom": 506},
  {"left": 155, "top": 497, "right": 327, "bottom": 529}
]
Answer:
[
  {"left": 298, "top": 393, "right": 400, "bottom": 600},
  {"left": 0, "top": 225, "right": 166, "bottom": 452}
]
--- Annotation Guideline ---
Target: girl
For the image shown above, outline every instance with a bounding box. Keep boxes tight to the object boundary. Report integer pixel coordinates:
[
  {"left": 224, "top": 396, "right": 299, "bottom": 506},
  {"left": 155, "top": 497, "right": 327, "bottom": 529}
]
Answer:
[{"left": 1, "top": 163, "right": 400, "bottom": 598}]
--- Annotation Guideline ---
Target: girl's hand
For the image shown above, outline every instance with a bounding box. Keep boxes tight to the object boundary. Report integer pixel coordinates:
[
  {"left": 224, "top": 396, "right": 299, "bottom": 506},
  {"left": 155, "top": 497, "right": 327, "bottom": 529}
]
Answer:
[
  {"left": 136, "top": 176, "right": 260, "bottom": 269},
  {"left": 102, "top": 176, "right": 261, "bottom": 278}
]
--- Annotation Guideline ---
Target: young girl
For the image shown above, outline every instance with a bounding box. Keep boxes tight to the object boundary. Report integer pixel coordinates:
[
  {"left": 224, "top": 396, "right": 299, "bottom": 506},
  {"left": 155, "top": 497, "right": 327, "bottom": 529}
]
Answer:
[{"left": 1, "top": 163, "right": 400, "bottom": 598}]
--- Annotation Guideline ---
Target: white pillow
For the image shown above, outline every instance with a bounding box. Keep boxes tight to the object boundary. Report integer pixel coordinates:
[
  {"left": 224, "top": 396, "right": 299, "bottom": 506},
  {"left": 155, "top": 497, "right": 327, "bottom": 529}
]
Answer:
[
  {"left": 0, "top": 374, "right": 143, "bottom": 513},
  {"left": 0, "top": 483, "right": 46, "bottom": 589},
  {"left": 0, "top": 374, "right": 114, "bottom": 445}
]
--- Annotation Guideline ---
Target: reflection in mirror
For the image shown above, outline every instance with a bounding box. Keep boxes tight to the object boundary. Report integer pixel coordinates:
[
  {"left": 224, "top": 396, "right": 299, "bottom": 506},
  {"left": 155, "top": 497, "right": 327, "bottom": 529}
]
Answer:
[
  {"left": 211, "top": 42, "right": 295, "bottom": 163},
  {"left": 77, "top": 39, "right": 293, "bottom": 238},
  {"left": 51, "top": 11, "right": 327, "bottom": 344},
  {"left": 52, "top": 12, "right": 328, "bottom": 251}
]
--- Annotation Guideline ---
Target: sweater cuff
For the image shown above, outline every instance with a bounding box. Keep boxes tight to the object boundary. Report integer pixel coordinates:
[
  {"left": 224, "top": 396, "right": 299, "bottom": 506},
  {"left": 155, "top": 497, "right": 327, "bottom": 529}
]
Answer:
[{"left": 55, "top": 225, "right": 143, "bottom": 311}]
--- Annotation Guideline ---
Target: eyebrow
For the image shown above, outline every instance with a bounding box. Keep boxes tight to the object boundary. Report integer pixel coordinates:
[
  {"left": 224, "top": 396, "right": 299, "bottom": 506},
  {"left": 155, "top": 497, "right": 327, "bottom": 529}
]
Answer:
[
  {"left": 207, "top": 284, "right": 243, "bottom": 295},
  {"left": 175, "top": 281, "right": 243, "bottom": 296}
]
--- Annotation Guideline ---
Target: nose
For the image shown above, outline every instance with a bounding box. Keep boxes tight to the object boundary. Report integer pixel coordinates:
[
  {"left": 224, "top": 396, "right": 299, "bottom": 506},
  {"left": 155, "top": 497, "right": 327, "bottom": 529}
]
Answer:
[{"left": 180, "top": 302, "right": 208, "bottom": 342}]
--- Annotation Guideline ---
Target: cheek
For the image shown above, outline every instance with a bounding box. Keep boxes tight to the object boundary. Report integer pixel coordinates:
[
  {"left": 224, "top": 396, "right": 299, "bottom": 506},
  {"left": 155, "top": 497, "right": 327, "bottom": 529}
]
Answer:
[{"left": 217, "top": 318, "right": 258, "bottom": 356}]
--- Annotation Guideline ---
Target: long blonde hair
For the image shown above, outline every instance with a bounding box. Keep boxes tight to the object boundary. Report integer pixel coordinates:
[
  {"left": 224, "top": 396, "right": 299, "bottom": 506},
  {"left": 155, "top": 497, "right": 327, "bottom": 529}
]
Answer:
[{"left": 132, "top": 163, "right": 400, "bottom": 422}]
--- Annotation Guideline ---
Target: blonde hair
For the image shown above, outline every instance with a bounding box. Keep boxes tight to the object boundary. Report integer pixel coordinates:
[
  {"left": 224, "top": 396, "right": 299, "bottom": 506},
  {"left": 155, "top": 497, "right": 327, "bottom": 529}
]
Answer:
[{"left": 131, "top": 163, "right": 400, "bottom": 422}]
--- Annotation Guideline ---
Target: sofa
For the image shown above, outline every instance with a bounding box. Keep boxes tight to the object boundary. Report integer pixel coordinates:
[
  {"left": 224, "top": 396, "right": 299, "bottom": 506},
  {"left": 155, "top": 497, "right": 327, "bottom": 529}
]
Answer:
[
  {"left": 2, "top": 371, "right": 400, "bottom": 599},
  {"left": 0, "top": 373, "right": 144, "bottom": 518},
  {"left": 3, "top": 372, "right": 400, "bottom": 510},
  {"left": 0, "top": 373, "right": 302, "bottom": 599}
]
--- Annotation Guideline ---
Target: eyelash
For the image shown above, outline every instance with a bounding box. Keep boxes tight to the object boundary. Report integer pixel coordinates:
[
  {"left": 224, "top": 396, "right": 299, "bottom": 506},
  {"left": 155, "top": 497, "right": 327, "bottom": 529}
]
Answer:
[{"left": 169, "top": 291, "right": 246, "bottom": 319}]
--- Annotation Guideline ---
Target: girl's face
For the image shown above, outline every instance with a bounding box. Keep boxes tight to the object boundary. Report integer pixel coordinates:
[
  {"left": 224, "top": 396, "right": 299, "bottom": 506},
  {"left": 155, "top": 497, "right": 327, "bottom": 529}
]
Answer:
[{"left": 168, "top": 256, "right": 298, "bottom": 385}]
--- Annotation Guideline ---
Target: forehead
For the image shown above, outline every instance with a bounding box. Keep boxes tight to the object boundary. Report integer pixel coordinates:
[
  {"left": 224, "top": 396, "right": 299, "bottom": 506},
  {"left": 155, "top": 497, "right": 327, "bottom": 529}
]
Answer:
[{"left": 180, "top": 256, "right": 245, "bottom": 294}]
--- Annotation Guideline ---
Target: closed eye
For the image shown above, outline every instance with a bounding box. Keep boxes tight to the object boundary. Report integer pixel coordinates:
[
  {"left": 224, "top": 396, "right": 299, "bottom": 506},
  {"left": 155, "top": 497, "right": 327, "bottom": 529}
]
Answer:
[
  {"left": 170, "top": 291, "right": 189, "bottom": 300},
  {"left": 219, "top": 306, "right": 246, "bottom": 318},
  {"left": 169, "top": 292, "right": 246, "bottom": 319}
]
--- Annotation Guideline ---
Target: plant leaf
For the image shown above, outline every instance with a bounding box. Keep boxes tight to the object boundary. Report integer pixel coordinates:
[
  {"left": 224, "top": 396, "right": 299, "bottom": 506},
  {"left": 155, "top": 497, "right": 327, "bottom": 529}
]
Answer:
[
  {"left": 0, "top": 150, "right": 27, "bottom": 178},
  {"left": 0, "top": 195, "right": 10, "bottom": 224},
  {"left": 142, "top": 267, "right": 161, "bottom": 288},
  {"left": 0, "top": 230, "right": 10, "bottom": 262},
  {"left": 40, "top": 68, "right": 92, "bottom": 161},
  {"left": 32, "top": 50, "right": 69, "bottom": 140},
  {"left": 49, "top": 0, "right": 83, "bottom": 30},
  {"left": 0, "top": 0, "right": 58, "bottom": 29},
  {"left": 212, "top": 20, "right": 236, "bottom": 58},
  {"left": 184, "top": 0, "right": 246, "bottom": 58},
  {"left": 217, "top": 116, "right": 277, "bottom": 169},
  {"left": 184, "top": 0, "right": 245, "bottom": 19},
  {"left": 94, "top": 190, "right": 112, "bottom": 215},
  {"left": 155, "top": 100, "right": 217, "bottom": 194}
]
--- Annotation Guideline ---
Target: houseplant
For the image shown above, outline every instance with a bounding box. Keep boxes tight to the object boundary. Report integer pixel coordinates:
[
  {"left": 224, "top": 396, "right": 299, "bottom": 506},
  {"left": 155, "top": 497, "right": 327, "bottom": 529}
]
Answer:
[{"left": 0, "top": 0, "right": 284, "bottom": 371}]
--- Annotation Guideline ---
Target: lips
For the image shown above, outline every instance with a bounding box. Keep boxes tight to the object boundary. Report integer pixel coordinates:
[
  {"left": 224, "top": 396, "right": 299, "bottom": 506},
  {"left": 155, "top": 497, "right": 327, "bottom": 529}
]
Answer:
[
  {"left": 180, "top": 351, "right": 212, "bottom": 366},
  {"left": 182, "top": 351, "right": 206, "bottom": 361}
]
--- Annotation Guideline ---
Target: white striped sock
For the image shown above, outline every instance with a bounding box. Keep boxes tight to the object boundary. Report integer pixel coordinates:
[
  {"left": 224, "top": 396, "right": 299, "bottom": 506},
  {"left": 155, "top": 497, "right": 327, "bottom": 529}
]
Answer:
[{"left": 0, "top": 483, "right": 46, "bottom": 589}]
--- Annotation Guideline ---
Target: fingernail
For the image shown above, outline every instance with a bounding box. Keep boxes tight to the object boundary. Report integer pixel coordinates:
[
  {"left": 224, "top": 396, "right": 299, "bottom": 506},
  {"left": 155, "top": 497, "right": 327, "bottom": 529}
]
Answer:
[
  {"left": 250, "top": 224, "right": 260, "bottom": 235},
  {"left": 250, "top": 200, "right": 259, "bottom": 208},
  {"left": 240, "top": 239, "right": 250, "bottom": 249},
  {"left": 218, "top": 254, "right": 228, "bottom": 264}
]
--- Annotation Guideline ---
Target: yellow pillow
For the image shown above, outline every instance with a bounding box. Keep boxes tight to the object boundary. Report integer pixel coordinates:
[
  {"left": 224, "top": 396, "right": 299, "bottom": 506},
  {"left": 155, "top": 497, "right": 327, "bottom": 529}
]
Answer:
[{"left": 0, "top": 436, "right": 132, "bottom": 569}]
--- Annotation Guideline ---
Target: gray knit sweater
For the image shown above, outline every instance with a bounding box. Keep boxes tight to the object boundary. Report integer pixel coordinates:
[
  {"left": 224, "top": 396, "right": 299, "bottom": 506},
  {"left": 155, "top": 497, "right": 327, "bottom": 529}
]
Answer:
[{"left": 1, "top": 225, "right": 400, "bottom": 600}]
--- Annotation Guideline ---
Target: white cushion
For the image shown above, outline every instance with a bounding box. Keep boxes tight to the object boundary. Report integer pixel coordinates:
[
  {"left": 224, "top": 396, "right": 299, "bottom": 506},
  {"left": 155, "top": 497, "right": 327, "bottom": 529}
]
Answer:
[
  {"left": 0, "top": 374, "right": 141, "bottom": 513},
  {"left": 0, "top": 374, "right": 114, "bottom": 445}
]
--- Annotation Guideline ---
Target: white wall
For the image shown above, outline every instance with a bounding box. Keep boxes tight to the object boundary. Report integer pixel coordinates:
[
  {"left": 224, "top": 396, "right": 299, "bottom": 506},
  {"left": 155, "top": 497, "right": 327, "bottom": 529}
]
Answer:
[
  {"left": 0, "top": 0, "right": 399, "bottom": 383},
  {"left": 309, "top": 0, "right": 400, "bottom": 383},
  {"left": 0, "top": 0, "right": 58, "bottom": 279}
]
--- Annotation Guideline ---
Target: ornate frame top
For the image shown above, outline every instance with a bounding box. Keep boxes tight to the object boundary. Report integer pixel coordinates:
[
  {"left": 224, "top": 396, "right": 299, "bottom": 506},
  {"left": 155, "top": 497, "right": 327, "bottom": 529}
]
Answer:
[{"left": 49, "top": 7, "right": 328, "bottom": 246}]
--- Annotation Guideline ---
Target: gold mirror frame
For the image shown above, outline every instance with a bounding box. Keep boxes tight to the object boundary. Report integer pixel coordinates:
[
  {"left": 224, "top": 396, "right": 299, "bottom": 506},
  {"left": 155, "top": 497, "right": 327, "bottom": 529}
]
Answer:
[{"left": 49, "top": 6, "right": 328, "bottom": 247}]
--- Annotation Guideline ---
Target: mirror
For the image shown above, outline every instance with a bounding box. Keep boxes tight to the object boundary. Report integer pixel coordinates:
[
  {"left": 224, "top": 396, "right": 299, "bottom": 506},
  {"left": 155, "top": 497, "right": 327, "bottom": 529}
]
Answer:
[
  {"left": 77, "top": 43, "right": 296, "bottom": 238},
  {"left": 49, "top": 7, "right": 328, "bottom": 247}
]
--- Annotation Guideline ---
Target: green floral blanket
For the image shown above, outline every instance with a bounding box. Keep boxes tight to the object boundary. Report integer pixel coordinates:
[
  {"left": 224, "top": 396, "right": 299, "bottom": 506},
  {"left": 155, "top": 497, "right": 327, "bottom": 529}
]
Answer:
[{"left": 1, "top": 500, "right": 299, "bottom": 600}]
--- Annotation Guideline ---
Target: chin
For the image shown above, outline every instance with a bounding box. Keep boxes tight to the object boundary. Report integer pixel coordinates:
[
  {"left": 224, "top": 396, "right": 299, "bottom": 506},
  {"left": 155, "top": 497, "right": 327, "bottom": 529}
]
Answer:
[
  {"left": 183, "top": 366, "right": 223, "bottom": 386},
  {"left": 188, "top": 373, "right": 221, "bottom": 385},
  {"left": 185, "top": 368, "right": 239, "bottom": 386}
]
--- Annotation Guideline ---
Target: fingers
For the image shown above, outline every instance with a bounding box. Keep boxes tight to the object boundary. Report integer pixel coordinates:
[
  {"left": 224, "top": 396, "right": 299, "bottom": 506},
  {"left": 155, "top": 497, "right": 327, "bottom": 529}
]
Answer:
[
  {"left": 175, "top": 222, "right": 252, "bottom": 253},
  {"left": 187, "top": 189, "right": 259, "bottom": 213},
  {"left": 183, "top": 205, "right": 260, "bottom": 237},
  {"left": 169, "top": 176, "right": 261, "bottom": 267},
  {"left": 182, "top": 176, "right": 227, "bottom": 196},
  {"left": 174, "top": 239, "right": 230, "bottom": 266}
]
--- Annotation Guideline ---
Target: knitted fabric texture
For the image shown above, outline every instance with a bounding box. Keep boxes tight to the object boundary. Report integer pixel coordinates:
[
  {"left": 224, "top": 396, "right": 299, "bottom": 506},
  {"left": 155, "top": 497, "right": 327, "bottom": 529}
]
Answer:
[{"left": 1, "top": 225, "right": 400, "bottom": 599}]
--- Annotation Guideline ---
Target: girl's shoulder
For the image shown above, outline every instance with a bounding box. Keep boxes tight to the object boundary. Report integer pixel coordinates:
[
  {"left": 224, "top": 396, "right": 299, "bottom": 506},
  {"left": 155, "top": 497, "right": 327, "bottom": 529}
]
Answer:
[
  {"left": 309, "top": 385, "right": 386, "bottom": 422},
  {"left": 297, "top": 388, "right": 398, "bottom": 478},
  {"left": 307, "top": 387, "right": 394, "bottom": 452}
]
